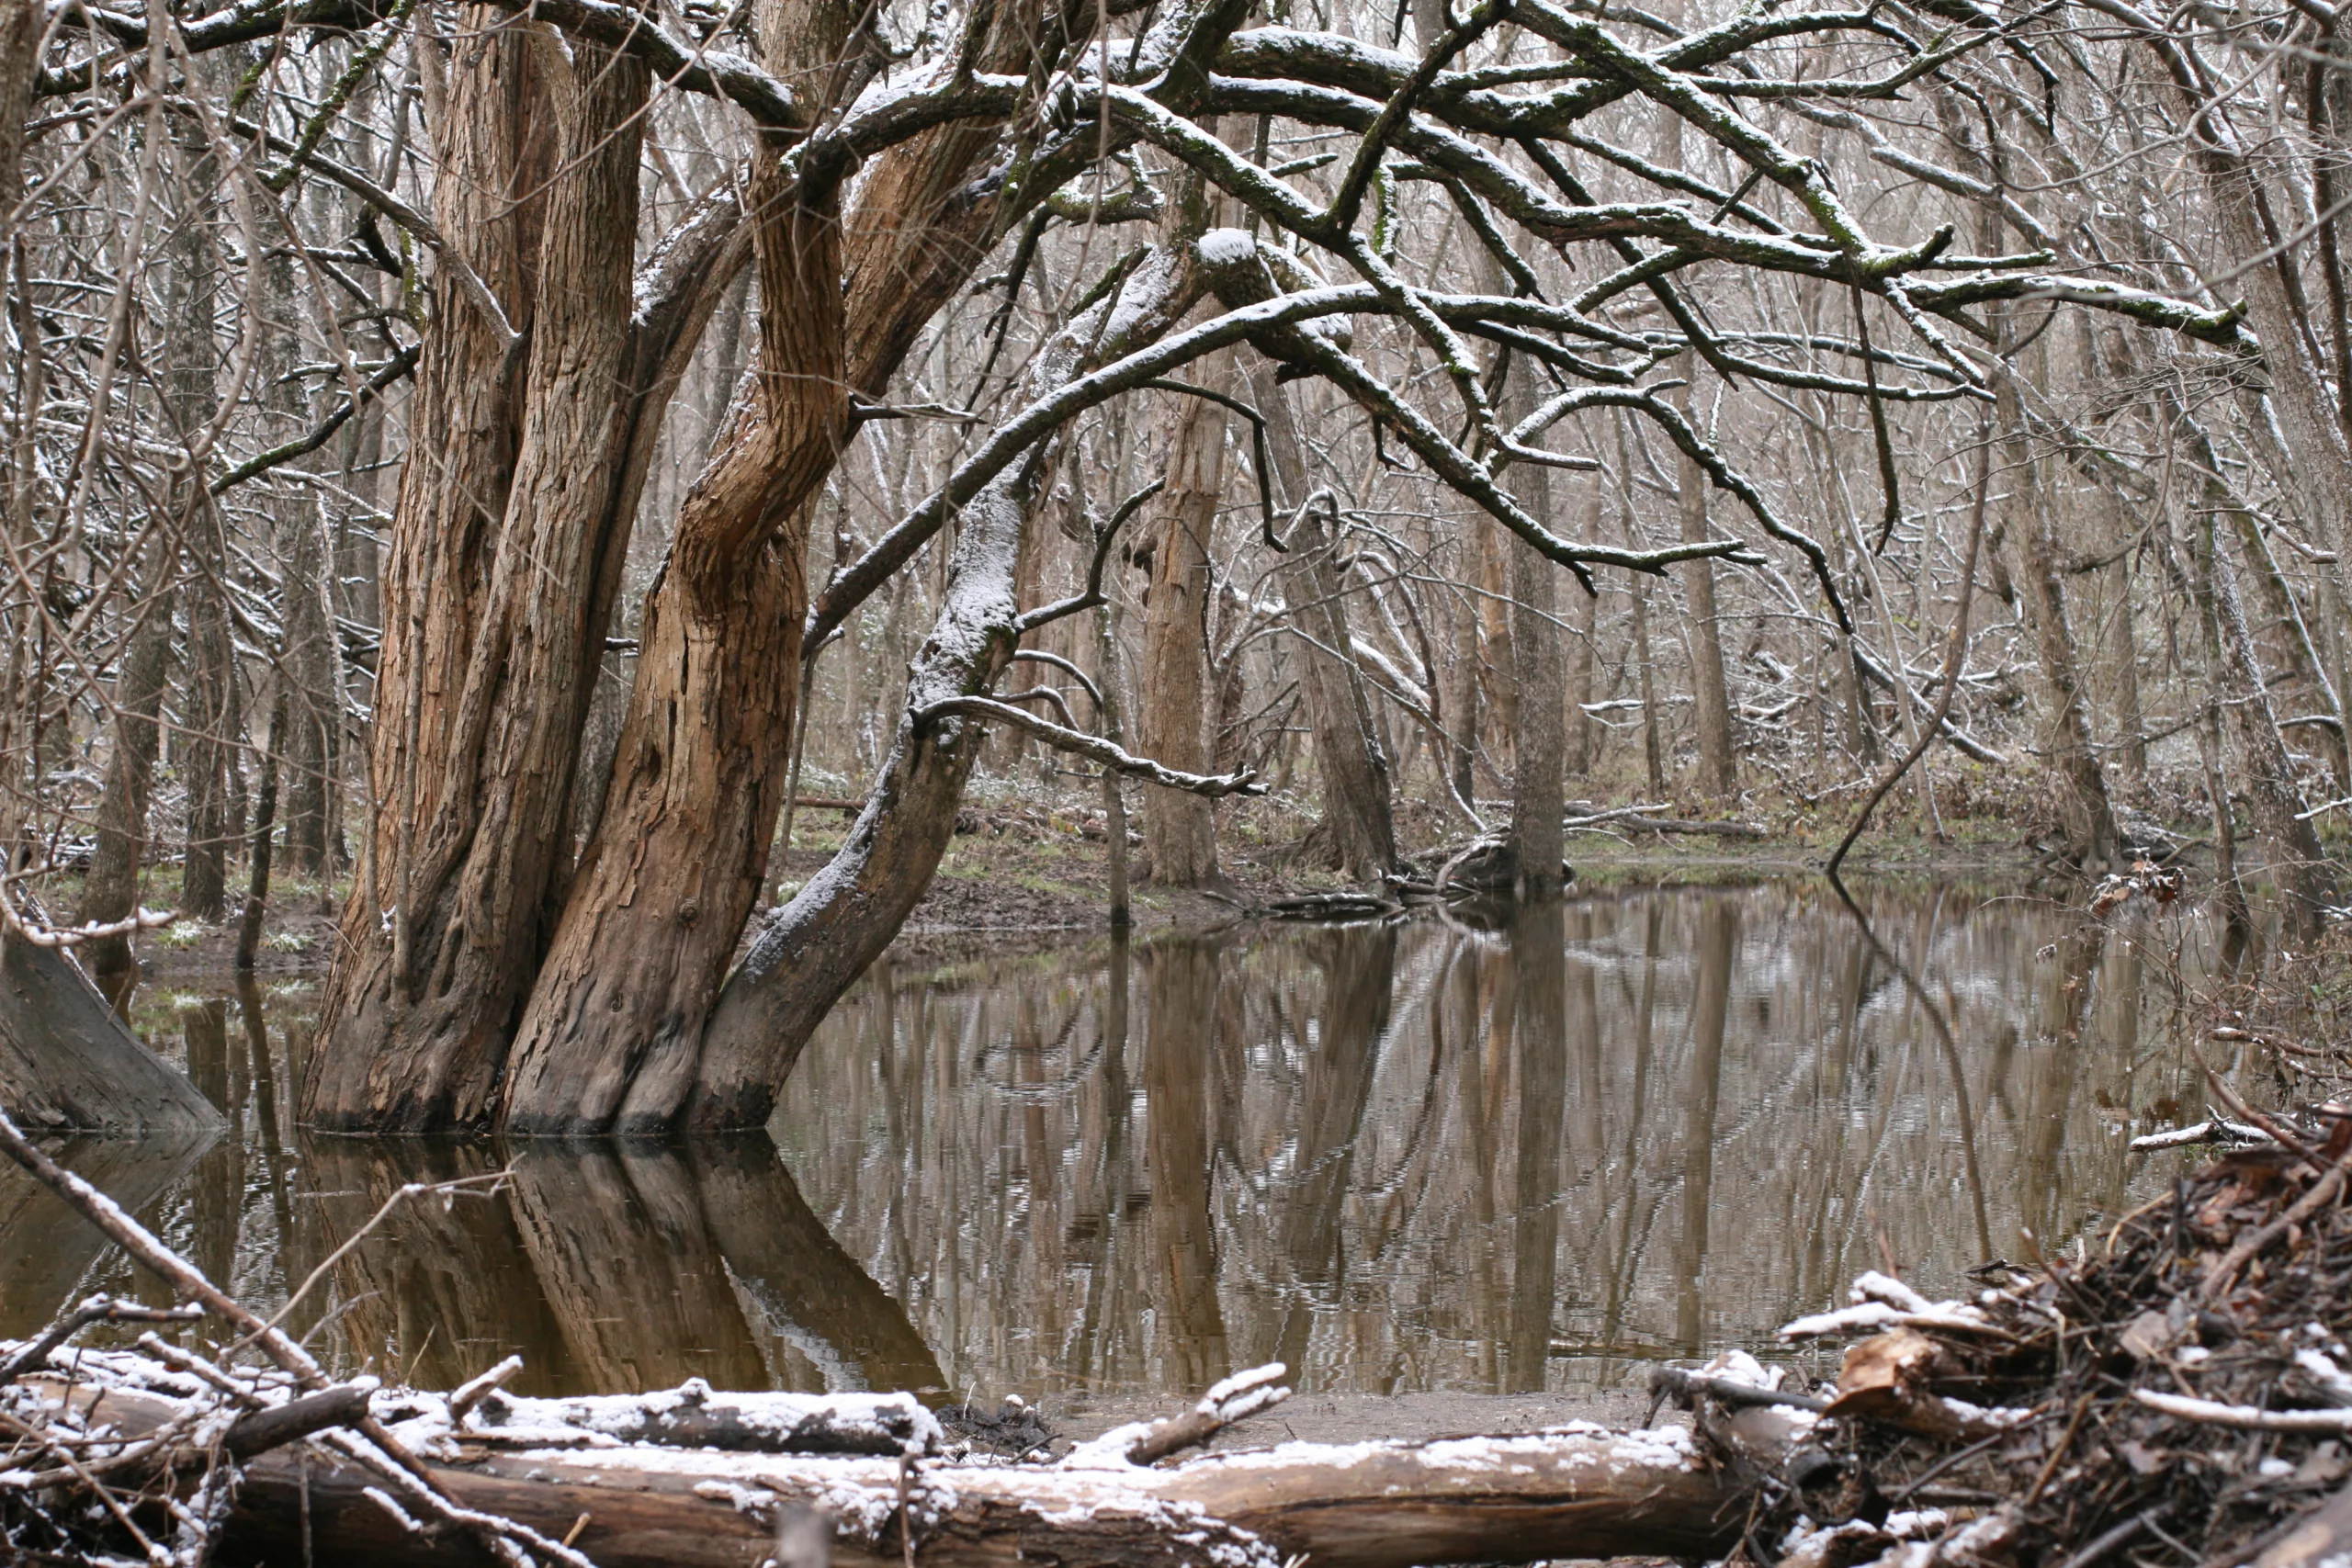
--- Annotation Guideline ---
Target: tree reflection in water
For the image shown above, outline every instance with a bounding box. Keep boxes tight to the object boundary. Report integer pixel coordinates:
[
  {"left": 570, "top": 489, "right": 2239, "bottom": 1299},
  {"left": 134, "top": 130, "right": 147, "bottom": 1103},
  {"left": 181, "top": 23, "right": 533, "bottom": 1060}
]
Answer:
[{"left": 0, "top": 881, "right": 2282, "bottom": 1403}]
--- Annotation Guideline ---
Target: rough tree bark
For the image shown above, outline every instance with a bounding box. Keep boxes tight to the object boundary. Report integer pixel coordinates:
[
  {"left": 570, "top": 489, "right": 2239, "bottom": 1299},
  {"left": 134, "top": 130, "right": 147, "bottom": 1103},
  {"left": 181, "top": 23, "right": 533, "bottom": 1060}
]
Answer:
[
  {"left": 494, "top": 0, "right": 1057, "bottom": 1134},
  {"left": 1139, "top": 355, "right": 1234, "bottom": 888},
  {"left": 495, "top": 91, "right": 842, "bottom": 1135},
  {"left": 309, "top": 21, "right": 746, "bottom": 1131},
  {"left": 302, "top": 18, "right": 561, "bottom": 1130}
]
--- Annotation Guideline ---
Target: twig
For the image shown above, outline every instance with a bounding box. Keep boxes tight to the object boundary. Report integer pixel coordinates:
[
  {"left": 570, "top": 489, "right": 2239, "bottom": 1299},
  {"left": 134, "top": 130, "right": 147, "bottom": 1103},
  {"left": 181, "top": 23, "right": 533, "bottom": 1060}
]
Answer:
[
  {"left": 2132, "top": 1390, "right": 2352, "bottom": 1432},
  {"left": 1126, "top": 1364, "right": 1294, "bottom": 1464},
  {"left": 3, "top": 1295, "right": 202, "bottom": 1382}
]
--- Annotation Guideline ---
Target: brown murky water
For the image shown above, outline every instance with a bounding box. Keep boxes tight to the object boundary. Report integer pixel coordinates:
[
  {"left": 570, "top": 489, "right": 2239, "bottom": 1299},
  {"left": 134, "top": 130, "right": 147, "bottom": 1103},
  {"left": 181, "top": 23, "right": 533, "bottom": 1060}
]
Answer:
[{"left": 0, "top": 878, "right": 2272, "bottom": 1407}]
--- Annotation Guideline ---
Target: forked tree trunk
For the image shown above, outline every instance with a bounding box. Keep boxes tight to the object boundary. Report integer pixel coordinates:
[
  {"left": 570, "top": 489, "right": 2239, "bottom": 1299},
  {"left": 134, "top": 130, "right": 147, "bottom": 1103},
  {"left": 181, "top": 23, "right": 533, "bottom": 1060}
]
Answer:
[
  {"left": 1250, "top": 358, "right": 1394, "bottom": 884},
  {"left": 497, "top": 144, "right": 840, "bottom": 1133},
  {"left": 494, "top": 0, "right": 1052, "bottom": 1134},
  {"left": 1139, "top": 361, "right": 1232, "bottom": 888}
]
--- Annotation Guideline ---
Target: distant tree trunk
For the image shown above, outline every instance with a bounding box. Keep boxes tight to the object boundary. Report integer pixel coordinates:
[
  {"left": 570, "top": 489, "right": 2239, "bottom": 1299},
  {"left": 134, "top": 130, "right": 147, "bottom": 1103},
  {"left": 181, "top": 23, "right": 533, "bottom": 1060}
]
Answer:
[
  {"left": 1564, "top": 488, "right": 1602, "bottom": 778},
  {"left": 1995, "top": 371, "right": 2120, "bottom": 869},
  {"left": 1504, "top": 372, "right": 1565, "bottom": 897},
  {"left": 2218, "top": 469, "right": 2351, "bottom": 788},
  {"left": 164, "top": 105, "right": 230, "bottom": 921},
  {"left": 1442, "top": 578, "right": 1480, "bottom": 810},
  {"left": 0, "top": 0, "right": 32, "bottom": 252},
  {"left": 78, "top": 556, "right": 175, "bottom": 998},
  {"left": 1677, "top": 382, "right": 1735, "bottom": 797},
  {"left": 262, "top": 251, "right": 338, "bottom": 876},
  {"left": 1250, "top": 358, "right": 1393, "bottom": 884},
  {"left": 1477, "top": 518, "right": 1515, "bottom": 795},
  {"left": 2105, "top": 553, "right": 2147, "bottom": 789},
  {"left": 1139, "top": 360, "right": 1231, "bottom": 888},
  {"left": 2188, "top": 471, "right": 2331, "bottom": 927}
]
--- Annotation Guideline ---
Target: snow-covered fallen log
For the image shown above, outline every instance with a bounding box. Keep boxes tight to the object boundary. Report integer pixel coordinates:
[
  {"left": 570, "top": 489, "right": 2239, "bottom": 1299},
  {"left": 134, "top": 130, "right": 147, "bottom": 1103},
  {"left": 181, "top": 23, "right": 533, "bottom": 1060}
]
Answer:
[{"left": 17, "top": 1368, "right": 1751, "bottom": 1568}]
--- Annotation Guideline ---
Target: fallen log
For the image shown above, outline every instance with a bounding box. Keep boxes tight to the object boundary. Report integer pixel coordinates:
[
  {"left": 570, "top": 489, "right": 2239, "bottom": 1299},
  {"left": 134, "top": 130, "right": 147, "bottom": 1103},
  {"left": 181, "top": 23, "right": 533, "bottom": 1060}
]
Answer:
[{"left": 23, "top": 1373, "right": 1754, "bottom": 1568}]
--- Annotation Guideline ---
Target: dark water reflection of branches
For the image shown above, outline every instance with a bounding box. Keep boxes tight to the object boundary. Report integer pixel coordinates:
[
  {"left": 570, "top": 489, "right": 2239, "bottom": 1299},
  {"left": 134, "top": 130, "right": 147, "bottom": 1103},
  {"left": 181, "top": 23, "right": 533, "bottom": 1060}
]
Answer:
[{"left": 0, "top": 880, "right": 2281, "bottom": 1402}]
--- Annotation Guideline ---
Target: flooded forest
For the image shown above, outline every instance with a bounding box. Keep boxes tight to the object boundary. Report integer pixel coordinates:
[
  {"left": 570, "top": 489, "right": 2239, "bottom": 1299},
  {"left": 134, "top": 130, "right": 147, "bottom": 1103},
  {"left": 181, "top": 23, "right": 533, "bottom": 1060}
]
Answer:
[{"left": 13, "top": 0, "right": 2352, "bottom": 1559}]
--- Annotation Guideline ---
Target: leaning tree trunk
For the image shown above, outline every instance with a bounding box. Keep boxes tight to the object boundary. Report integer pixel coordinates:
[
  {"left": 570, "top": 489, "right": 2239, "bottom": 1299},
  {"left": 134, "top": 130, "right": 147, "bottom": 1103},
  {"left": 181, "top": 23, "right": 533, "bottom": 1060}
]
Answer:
[
  {"left": 672, "top": 249, "right": 1210, "bottom": 1134},
  {"left": 2192, "top": 472, "right": 2333, "bottom": 927},
  {"left": 0, "top": 934, "right": 225, "bottom": 1132},
  {"left": 1250, "top": 358, "right": 1394, "bottom": 884}
]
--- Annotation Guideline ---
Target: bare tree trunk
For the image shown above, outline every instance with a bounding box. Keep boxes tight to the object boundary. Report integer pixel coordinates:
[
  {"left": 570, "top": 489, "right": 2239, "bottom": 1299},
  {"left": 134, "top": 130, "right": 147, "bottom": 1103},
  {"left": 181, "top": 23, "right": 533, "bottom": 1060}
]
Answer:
[
  {"left": 1563, "top": 488, "right": 1601, "bottom": 778},
  {"left": 1139, "top": 362, "right": 1232, "bottom": 888},
  {"left": 164, "top": 104, "right": 231, "bottom": 921},
  {"left": 1995, "top": 372, "right": 2120, "bottom": 869},
  {"left": 2105, "top": 553, "right": 2147, "bottom": 789},
  {"left": 1251, "top": 358, "right": 1393, "bottom": 884},
  {"left": 1505, "top": 380, "right": 1565, "bottom": 897},
  {"left": 245, "top": 244, "right": 339, "bottom": 879},
  {"left": 496, "top": 5, "right": 1046, "bottom": 1134},
  {"left": 2189, "top": 472, "right": 2332, "bottom": 927},
  {"left": 1442, "top": 579, "right": 1480, "bottom": 810},
  {"left": 1677, "top": 383, "right": 1735, "bottom": 797},
  {"left": 1477, "top": 518, "right": 1514, "bottom": 795},
  {"left": 78, "top": 555, "right": 175, "bottom": 998},
  {"left": 305, "top": 26, "right": 637, "bottom": 1131},
  {"left": 0, "top": 0, "right": 32, "bottom": 254},
  {"left": 495, "top": 146, "right": 829, "bottom": 1134}
]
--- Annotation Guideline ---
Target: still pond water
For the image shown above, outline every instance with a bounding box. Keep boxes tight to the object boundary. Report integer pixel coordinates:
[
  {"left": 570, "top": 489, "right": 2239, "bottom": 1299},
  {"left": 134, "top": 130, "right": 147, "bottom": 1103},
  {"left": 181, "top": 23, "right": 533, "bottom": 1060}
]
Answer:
[{"left": 0, "top": 878, "right": 2272, "bottom": 1405}]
